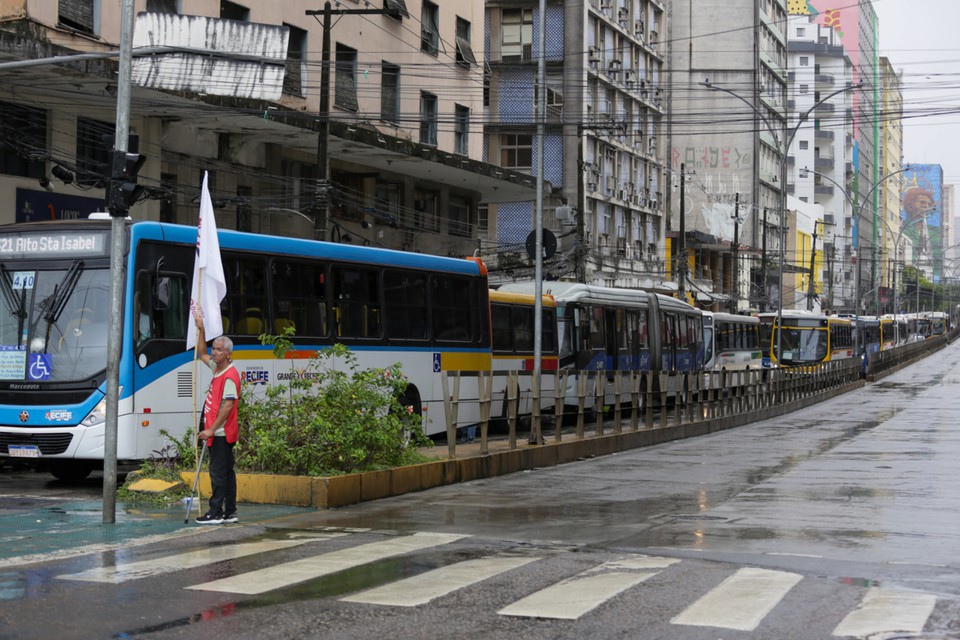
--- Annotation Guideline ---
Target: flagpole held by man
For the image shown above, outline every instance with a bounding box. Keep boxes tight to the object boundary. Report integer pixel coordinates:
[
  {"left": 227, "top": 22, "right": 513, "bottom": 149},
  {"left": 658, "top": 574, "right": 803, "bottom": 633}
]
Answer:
[{"left": 186, "top": 171, "right": 228, "bottom": 516}]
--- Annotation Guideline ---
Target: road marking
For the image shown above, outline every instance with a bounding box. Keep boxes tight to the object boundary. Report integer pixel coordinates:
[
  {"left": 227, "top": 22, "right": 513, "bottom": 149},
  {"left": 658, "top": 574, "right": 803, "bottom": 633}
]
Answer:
[
  {"left": 832, "top": 587, "right": 937, "bottom": 638},
  {"left": 671, "top": 567, "right": 802, "bottom": 631},
  {"left": 186, "top": 532, "right": 469, "bottom": 595},
  {"left": 498, "top": 555, "right": 679, "bottom": 620},
  {"left": 0, "top": 528, "right": 207, "bottom": 569},
  {"left": 342, "top": 556, "right": 539, "bottom": 606},
  {"left": 57, "top": 538, "right": 326, "bottom": 584}
]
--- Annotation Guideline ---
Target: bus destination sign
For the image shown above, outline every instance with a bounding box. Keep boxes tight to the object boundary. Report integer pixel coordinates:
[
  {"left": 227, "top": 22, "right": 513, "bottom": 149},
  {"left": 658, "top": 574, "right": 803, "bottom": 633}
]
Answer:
[{"left": 0, "top": 231, "right": 108, "bottom": 260}]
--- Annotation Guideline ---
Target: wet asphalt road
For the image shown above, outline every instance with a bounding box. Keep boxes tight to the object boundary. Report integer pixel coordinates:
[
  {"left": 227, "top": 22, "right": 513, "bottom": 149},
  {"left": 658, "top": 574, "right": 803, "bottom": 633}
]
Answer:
[{"left": 2, "top": 343, "right": 960, "bottom": 638}]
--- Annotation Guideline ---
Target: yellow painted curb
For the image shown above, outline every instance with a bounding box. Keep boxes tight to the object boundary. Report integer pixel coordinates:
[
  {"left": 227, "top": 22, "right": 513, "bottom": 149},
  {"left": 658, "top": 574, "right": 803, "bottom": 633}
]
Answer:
[{"left": 128, "top": 477, "right": 182, "bottom": 492}]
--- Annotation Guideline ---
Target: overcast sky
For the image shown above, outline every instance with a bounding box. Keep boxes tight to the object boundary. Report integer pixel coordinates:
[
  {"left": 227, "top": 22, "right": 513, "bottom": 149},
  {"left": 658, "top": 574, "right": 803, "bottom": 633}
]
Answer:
[{"left": 873, "top": 0, "right": 960, "bottom": 183}]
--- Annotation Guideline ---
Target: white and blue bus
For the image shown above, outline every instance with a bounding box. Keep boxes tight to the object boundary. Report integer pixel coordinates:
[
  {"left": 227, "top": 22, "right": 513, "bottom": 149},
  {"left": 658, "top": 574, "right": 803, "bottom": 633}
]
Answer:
[
  {"left": 702, "top": 311, "right": 762, "bottom": 371},
  {"left": 497, "top": 281, "right": 704, "bottom": 412},
  {"left": 0, "top": 219, "right": 492, "bottom": 479}
]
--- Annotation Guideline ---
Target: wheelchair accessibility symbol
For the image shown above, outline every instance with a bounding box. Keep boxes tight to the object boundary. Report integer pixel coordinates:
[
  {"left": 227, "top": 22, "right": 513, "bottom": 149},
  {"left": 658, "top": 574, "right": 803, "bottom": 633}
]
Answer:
[
  {"left": 28, "top": 354, "right": 51, "bottom": 381},
  {"left": 432, "top": 353, "right": 441, "bottom": 373}
]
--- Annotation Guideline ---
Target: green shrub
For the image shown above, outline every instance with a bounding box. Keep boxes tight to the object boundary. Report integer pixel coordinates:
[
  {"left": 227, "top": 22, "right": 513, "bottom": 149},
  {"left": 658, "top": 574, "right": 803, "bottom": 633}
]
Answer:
[{"left": 234, "top": 333, "right": 432, "bottom": 476}]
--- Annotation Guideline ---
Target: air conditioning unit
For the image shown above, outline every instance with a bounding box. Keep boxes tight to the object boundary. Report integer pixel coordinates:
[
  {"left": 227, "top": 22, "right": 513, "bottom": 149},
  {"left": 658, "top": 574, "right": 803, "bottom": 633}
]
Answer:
[
  {"left": 617, "top": 237, "right": 627, "bottom": 256},
  {"left": 624, "top": 69, "right": 637, "bottom": 85},
  {"left": 618, "top": 189, "right": 627, "bottom": 201},
  {"left": 634, "top": 20, "right": 645, "bottom": 38},
  {"left": 555, "top": 204, "right": 576, "bottom": 225},
  {"left": 588, "top": 46, "right": 601, "bottom": 64}
]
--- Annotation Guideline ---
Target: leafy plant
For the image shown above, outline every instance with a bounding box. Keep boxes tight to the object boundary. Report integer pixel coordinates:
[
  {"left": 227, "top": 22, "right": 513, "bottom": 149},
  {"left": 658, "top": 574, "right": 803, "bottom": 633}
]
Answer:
[{"left": 236, "top": 337, "right": 432, "bottom": 476}]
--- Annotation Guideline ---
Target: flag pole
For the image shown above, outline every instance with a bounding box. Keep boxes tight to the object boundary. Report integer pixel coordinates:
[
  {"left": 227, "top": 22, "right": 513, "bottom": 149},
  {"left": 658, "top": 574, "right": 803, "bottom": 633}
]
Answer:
[{"left": 191, "top": 267, "right": 203, "bottom": 516}]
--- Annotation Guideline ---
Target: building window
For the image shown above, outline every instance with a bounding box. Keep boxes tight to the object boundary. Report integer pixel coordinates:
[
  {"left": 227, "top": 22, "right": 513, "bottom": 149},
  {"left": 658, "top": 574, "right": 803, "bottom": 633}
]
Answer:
[
  {"left": 381, "top": 62, "right": 400, "bottom": 124},
  {"left": 796, "top": 27, "right": 805, "bottom": 37},
  {"left": 76, "top": 117, "right": 114, "bottom": 187},
  {"left": 478, "top": 204, "right": 489, "bottom": 233},
  {"left": 449, "top": 195, "right": 471, "bottom": 237},
  {"left": 799, "top": 56, "right": 809, "bottom": 66},
  {"left": 59, "top": 0, "right": 95, "bottom": 34},
  {"left": 414, "top": 188, "right": 439, "bottom": 231},
  {"left": 454, "top": 104, "right": 469, "bottom": 156},
  {"left": 502, "top": 8, "right": 534, "bottom": 62},
  {"left": 455, "top": 17, "right": 476, "bottom": 68},
  {"left": 0, "top": 102, "right": 46, "bottom": 179},
  {"left": 335, "top": 44, "right": 359, "bottom": 111},
  {"left": 219, "top": 0, "right": 248, "bottom": 20},
  {"left": 420, "top": 92, "right": 438, "bottom": 146},
  {"left": 283, "top": 24, "right": 307, "bottom": 96},
  {"left": 147, "top": 0, "right": 179, "bottom": 13},
  {"left": 799, "top": 140, "right": 808, "bottom": 150},
  {"left": 236, "top": 185, "right": 252, "bottom": 232},
  {"left": 500, "top": 134, "right": 533, "bottom": 172},
  {"left": 421, "top": 1, "right": 439, "bottom": 55},
  {"left": 799, "top": 84, "right": 809, "bottom": 94}
]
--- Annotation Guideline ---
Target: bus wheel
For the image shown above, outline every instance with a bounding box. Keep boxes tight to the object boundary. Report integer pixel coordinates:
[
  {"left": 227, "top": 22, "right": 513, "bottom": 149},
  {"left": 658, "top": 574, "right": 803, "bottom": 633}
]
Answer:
[
  {"left": 49, "top": 461, "right": 94, "bottom": 482},
  {"left": 397, "top": 386, "right": 422, "bottom": 418}
]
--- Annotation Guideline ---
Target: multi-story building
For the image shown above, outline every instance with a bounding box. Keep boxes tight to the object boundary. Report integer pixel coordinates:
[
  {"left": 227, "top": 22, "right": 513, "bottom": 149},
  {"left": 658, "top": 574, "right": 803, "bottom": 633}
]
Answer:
[
  {"left": 0, "top": 1, "right": 538, "bottom": 258},
  {"left": 669, "top": 0, "right": 788, "bottom": 311},
  {"left": 785, "top": 12, "right": 855, "bottom": 314},
  {"left": 483, "top": 0, "right": 668, "bottom": 289},
  {"left": 877, "top": 56, "right": 904, "bottom": 311}
]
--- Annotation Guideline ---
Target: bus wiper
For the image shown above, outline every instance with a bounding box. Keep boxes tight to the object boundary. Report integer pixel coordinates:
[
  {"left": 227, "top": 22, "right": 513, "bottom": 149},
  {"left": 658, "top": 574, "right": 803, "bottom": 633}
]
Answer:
[
  {"left": 39, "top": 260, "right": 84, "bottom": 353},
  {"left": 0, "top": 264, "right": 28, "bottom": 348}
]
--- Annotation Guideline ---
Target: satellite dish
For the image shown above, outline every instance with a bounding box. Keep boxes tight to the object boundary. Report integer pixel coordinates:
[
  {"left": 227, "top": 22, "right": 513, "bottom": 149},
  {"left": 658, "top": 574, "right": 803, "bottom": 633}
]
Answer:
[{"left": 526, "top": 228, "right": 558, "bottom": 260}]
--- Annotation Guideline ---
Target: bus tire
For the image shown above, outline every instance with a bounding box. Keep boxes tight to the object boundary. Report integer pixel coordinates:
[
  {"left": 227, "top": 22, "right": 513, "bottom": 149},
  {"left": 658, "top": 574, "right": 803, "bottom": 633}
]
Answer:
[
  {"left": 398, "top": 385, "right": 422, "bottom": 418},
  {"left": 48, "top": 461, "right": 94, "bottom": 482}
]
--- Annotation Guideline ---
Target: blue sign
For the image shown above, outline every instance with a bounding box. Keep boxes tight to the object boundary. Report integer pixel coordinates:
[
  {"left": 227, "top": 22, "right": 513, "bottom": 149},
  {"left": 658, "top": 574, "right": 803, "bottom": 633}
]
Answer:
[
  {"left": 433, "top": 353, "right": 441, "bottom": 373},
  {"left": 16, "top": 188, "right": 105, "bottom": 223},
  {"left": 27, "top": 354, "right": 51, "bottom": 381}
]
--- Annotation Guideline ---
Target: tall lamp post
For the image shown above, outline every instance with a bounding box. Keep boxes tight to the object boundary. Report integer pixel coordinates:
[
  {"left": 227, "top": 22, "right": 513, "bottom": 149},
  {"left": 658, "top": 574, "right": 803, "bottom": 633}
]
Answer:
[{"left": 700, "top": 79, "right": 861, "bottom": 364}]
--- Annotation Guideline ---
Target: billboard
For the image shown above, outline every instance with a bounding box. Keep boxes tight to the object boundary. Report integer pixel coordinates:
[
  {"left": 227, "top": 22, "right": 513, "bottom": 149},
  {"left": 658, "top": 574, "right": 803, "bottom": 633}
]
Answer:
[{"left": 901, "top": 165, "right": 944, "bottom": 283}]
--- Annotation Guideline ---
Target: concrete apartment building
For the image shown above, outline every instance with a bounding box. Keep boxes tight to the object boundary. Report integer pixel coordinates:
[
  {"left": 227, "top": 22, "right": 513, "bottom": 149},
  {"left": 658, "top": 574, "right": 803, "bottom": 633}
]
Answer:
[
  {"left": 0, "top": 0, "right": 538, "bottom": 258},
  {"left": 669, "top": 0, "right": 788, "bottom": 311},
  {"left": 876, "top": 56, "right": 904, "bottom": 309},
  {"left": 483, "top": 0, "right": 669, "bottom": 289}
]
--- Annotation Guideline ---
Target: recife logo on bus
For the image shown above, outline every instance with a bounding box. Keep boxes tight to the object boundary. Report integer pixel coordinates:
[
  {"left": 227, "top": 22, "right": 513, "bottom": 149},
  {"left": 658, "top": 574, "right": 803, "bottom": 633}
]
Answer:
[
  {"left": 242, "top": 368, "right": 269, "bottom": 385},
  {"left": 45, "top": 409, "right": 73, "bottom": 422}
]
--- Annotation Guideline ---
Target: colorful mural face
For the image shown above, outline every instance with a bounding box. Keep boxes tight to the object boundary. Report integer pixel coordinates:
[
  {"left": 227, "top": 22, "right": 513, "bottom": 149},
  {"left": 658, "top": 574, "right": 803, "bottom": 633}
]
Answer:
[{"left": 901, "top": 165, "right": 943, "bottom": 283}]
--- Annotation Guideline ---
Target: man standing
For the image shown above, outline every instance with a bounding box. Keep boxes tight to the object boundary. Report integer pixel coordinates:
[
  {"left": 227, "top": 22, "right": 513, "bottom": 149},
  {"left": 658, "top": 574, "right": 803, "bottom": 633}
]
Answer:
[{"left": 194, "top": 315, "right": 240, "bottom": 524}]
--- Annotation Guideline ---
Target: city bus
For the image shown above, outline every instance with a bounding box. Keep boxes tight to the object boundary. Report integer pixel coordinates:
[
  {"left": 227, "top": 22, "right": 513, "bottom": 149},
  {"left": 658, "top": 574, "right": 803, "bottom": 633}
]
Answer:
[
  {"left": 489, "top": 289, "right": 559, "bottom": 422},
  {"left": 702, "top": 311, "right": 762, "bottom": 371},
  {"left": 758, "top": 311, "right": 854, "bottom": 367},
  {"left": 0, "top": 219, "right": 492, "bottom": 479},
  {"left": 498, "top": 281, "right": 704, "bottom": 412}
]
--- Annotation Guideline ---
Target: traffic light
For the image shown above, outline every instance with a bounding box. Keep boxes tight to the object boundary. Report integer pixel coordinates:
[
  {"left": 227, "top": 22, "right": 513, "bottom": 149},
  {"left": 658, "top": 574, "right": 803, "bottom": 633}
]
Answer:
[{"left": 107, "top": 149, "right": 146, "bottom": 216}]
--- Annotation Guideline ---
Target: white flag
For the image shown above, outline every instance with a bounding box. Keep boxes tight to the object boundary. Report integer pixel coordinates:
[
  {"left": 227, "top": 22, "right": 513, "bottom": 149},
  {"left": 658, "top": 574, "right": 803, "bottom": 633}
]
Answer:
[{"left": 186, "top": 171, "right": 227, "bottom": 350}]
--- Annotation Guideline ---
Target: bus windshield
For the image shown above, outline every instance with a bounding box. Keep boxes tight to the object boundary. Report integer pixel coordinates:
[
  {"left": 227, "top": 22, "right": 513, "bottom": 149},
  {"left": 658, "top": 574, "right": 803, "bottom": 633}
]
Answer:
[
  {"left": 776, "top": 326, "right": 827, "bottom": 364},
  {"left": 0, "top": 263, "right": 110, "bottom": 382}
]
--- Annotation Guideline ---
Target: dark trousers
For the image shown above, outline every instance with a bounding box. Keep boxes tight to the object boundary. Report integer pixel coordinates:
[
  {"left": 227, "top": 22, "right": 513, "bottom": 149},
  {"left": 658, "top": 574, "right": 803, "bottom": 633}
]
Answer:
[{"left": 208, "top": 436, "right": 236, "bottom": 515}]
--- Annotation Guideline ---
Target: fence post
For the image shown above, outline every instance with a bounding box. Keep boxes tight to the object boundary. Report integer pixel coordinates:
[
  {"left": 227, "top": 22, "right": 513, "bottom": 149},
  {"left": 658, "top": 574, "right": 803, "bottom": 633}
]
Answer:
[
  {"left": 553, "top": 370, "right": 566, "bottom": 442},
  {"left": 507, "top": 371, "right": 518, "bottom": 450},
  {"left": 659, "top": 373, "right": 669, "bottom": 428},
  {"left": 577, "top": 372, "right": 587, "bottom": 439},
  {"left": 613, "top": 370, "right": 623, "bottom": 433},
  {"left": 530, "top": 372, "right": 543, "bottom": 445},
  {"left": 478, "top": 370, "right": 492, "bottom": 456},
  {"left": 630, "top": 372, "right": 641, "bottom": 431},
  {"left": 595, "top": 371, "right": 606, "bottom": 436},
  {"left": 441, "top": 371, "right": 460, "bottom": 459}
]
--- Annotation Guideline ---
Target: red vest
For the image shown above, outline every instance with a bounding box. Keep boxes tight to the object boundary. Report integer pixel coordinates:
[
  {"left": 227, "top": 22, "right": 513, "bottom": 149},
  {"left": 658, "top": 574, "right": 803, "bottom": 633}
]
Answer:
[{"left": 203, "top": 363, "right": 240, "bottom": 445}]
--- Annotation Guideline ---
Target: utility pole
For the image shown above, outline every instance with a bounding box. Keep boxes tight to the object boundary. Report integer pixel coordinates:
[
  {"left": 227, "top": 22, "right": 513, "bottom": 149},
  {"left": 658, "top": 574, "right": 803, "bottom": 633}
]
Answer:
[
  {"left": 761, "top": 208, "right": 768, "bottom": 311},
  {"left": 678, "top": 163, "right": 686, "bottom": 302},
  {"left": 306, "top": 1, "right": 406, "bottom": 242},
  {"left": 731, "top": 193, "right": 739, "bottom": 313},
  {"left": 806, "top": 222, "right": 818, "bottom": 311}
]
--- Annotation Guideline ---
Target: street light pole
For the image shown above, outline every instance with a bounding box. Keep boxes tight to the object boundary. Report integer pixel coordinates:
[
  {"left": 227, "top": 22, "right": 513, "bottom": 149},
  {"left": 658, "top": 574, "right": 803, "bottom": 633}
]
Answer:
[{"left": 700, "top": 80, "right": 861, "bottom": 365}]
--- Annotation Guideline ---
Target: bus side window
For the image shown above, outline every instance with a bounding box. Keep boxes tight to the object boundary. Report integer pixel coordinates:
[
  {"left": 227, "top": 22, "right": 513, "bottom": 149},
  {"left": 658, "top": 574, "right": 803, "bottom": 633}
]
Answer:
[
  {"left": 333, "top": 266, "right": 381, "bottom": 339},
  {"left": 491, "top": 303, "right": 513, "bottom": 353},
  {"left": 384, "top": 270, "right": 427, "bottom": 341}
]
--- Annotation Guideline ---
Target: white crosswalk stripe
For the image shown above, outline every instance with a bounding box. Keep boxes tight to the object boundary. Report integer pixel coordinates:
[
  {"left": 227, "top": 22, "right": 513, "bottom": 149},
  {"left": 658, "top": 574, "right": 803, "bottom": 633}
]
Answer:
[
  {"left": 832, "top": 587, "right": 938, "bottom": 638},
  {"left": 56, "top": 537, "right": 325, "bottom": 584},
  {"left": 185, "top": 531, "right": 469, "bottom": 595},
  {"left": 670, "top": 567, "right": 803, "bottom": 631},
  {"left": 341, "top": 556, "right": 540, "bottom": 607},
  {"left": 498, "top": 555, "right": 680, "bottom": 620}
]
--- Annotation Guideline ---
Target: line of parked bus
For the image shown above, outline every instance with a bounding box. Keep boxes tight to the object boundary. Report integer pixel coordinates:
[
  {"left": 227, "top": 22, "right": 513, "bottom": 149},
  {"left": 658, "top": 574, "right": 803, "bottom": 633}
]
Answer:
[{"left": 2, "top": 216, "right": 953, "bottom": 479}]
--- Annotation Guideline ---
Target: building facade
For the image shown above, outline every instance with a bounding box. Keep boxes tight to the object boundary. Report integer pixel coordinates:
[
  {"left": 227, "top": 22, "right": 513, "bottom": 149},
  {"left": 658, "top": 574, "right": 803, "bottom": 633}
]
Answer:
[
  {"left": 0, "top": 0, "right": 539, "bottom": 258},
  {"left": 483, "top": 0, "right": 669, "bottom": 289},
  {"left": 669, "top": 0, "right": 788, "bottom": 311}
]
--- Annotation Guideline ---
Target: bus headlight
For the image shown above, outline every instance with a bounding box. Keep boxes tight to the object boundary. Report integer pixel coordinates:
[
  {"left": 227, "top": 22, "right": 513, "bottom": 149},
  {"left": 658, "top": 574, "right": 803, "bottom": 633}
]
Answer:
[{"left": 81, "top": 398, "right": 107, "bottom": 427}]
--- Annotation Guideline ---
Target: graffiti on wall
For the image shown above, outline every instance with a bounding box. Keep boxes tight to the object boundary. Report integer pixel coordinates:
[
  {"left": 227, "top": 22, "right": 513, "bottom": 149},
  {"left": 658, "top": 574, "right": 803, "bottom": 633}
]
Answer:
[
  {"left": 671, "top": 147, "right": 753, "bottom": 244},
  {"left": 672, "top": 146, "right": 752, "bottom": 171}
]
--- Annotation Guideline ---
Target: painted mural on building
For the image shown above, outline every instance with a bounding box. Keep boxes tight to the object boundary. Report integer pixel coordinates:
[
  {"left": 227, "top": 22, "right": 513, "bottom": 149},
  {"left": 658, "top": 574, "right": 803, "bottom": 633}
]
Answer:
[
  {"left": 901, "top": 165, "right": 943, "bottom": 283},
  {"left": 671, "top": 145, "right": 752, "bottom": 243}
]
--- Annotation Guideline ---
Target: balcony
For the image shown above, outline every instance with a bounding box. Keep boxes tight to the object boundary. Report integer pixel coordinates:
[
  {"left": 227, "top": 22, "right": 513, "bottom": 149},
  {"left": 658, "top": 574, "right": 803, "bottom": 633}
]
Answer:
[
  {"left": 815, "top": 73, "right": 835, "bottom": 87},
  {"left": 815, "top": 185, "right": 835, "bottom": 196},
  {"left": 815, "top": 129, "right": 834, "bottom": 141},
  {"left": 814, "top": 156, "right": 834, "bottom": 169},
  {"left": 815, "top": 102, "right": 835, "bottom": 114}
]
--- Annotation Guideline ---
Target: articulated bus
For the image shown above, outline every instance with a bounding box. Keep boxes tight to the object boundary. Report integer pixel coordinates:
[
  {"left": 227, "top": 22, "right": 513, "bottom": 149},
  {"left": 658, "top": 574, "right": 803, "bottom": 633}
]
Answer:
[
  {"left": 0, "top": 219, "right": 492, "bottom": 479},
  {"left": 758, "top": 311, "right": 854, "bottom": 367},
  {"left": 702, "top": 311, "right": 762, "bottom": 371},
  {"left": 489, "top": 289, "right": 559, "bottom": 421},
  {"left": 498, "top": 281, "right": 704, "bottom": 411}
]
